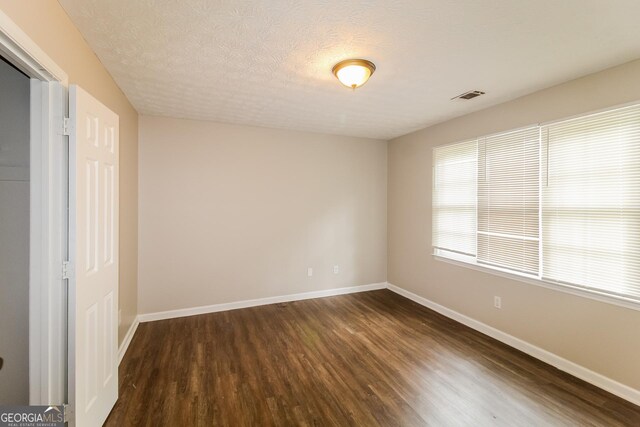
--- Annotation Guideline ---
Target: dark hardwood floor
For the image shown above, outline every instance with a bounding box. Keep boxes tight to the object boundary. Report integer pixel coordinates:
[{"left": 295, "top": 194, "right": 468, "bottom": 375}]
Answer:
[{"left": 105, "top": 290, "right": 640, "bottom": 426}]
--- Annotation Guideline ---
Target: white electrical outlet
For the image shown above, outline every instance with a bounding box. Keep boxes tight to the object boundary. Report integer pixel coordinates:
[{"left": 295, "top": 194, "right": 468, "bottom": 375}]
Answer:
[
  {"left": 333, "top": 265, "right": 339, "bottom": 274},
  {"left": 307, "top": 267, "right": 313, "bottom": 277},
  {"left": 494, "top": 296, "right": 502, "bottom": 309}
]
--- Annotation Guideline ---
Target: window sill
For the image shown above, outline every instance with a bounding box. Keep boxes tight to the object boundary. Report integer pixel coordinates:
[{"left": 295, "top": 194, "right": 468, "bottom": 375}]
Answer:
[{"left": 433, "top": 253, "right": 640, "bottom": 312}]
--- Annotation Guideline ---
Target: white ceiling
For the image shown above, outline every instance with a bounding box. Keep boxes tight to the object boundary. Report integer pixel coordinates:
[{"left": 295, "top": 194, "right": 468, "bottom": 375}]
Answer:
[{"left": 58, "top": 0, "right": 640, "bottom": 140}]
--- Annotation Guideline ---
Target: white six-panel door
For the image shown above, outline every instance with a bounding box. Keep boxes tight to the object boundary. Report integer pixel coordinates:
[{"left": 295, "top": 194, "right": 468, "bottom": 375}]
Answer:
[{"left": 68, "top": 85, "right": 119, "bottom": 427}]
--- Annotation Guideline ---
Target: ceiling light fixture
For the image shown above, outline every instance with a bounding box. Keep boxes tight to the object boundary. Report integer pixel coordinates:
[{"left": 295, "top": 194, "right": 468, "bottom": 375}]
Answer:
[{"left": 332, "top": 59, "right": 376, "bottom": 90}]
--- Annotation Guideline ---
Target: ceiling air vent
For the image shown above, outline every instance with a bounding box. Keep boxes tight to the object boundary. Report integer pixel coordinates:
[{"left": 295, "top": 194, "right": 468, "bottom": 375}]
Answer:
[{"left": 451, "top": 90, "right": 485, "bottom": 100}]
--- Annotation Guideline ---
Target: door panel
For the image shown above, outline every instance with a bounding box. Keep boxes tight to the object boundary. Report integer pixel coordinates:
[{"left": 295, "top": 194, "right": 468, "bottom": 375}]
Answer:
[{"left": 68, "top": 85, "right": 119, "bottom": 427}]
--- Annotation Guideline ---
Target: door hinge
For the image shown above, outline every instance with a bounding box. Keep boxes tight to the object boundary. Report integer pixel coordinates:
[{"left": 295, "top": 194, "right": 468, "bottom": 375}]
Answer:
[
  {"left": 63, "top": 403, "right": 72, "bottom": 424},
  {"left": 63, "top": 117, "right": 71, "bottom": 136},
  {"left": 62, "top": 261, "right": 72, "bottom": 280}
]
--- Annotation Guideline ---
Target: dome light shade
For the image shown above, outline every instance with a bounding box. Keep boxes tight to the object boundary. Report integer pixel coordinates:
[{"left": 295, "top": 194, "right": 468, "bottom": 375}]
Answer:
[{"left": 332, "top": 59, "right": 376, "bottom": 90}]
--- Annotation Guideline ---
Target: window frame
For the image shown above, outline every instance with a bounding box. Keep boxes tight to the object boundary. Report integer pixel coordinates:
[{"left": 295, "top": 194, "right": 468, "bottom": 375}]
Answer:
[{"left": 431, "top": 101, "right": 640, "bottom": 312}]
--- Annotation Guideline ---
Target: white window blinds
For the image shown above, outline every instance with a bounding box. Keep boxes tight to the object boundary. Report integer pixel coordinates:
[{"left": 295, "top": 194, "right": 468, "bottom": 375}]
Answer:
[
  {"left": 478, "top": 127, "right": 540, "bottom": 274},
  {"left": 432, "top": 140, "right": 477, "bottom": 256},
  {"left": 433, "top": 103, "right": 640, "bottom": 304},
  {"left": 541, "top": 105, "right": 640, "bottom": 300}
]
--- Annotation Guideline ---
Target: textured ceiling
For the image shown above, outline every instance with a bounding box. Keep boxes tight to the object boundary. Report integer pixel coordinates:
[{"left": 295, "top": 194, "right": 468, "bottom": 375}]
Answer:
[{"left": 58, "top": 0, "right": 640, "bottom": 140}]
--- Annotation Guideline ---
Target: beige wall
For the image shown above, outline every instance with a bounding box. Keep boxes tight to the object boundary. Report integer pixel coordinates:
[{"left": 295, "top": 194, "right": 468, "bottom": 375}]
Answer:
[
  {"left": 138, "top": 116, "right": 387, "bottom": 314},
  {"left": 0, "top": 0, "right": 139, "bottom": 344},
  {"left": 388, "top": 59, "right": 640, "bottom": 391}
]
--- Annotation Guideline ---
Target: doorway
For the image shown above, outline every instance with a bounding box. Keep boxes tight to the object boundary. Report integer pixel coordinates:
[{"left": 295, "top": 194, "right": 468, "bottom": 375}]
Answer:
[
  {"left": 0, "top": 10, "right": 69, "bottom": 407},
  {"left": 0, "top": 12, "right": 121, "bottom": 423},
  {"left": 0, "top": 55, "right": 30, "bottom": 405}
]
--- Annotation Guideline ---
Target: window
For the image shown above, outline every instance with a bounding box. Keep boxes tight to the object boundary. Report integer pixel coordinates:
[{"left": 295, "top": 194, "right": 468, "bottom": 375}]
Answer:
[
  {"left": 541, "top": 105, "right": 640, "bottom": 300},
  {"left": 478, "top": 127, "right": 539, "bottom": 274},
  {"left": 432, "top": 140, "right": 476, "bottom": 257},
  {"left": 432, "top": 103, "right": 640, "bottom": 305}
]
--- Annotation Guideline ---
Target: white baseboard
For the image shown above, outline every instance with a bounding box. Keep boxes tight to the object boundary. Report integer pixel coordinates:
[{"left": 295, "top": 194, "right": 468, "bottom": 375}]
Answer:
[
  {"left": 386, "top": 282, "right": 640, "bottom": 407},
  {"left": 138, "top": 282, "right": 388, "bottom": 323},
  {"left": 118, "top": 316, "right": 140, "bottom": 365}
]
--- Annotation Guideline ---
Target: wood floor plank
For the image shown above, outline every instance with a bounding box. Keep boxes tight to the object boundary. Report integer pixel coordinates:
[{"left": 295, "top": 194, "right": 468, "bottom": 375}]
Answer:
[{"left": 105, "top": 290, "right": 640, "bottom": 426}]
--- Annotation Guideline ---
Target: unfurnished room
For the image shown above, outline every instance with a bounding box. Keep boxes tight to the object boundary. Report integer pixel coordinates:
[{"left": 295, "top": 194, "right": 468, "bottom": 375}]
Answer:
[{"left": 0, "top": 1, "right": 639, "bottom": 426}]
